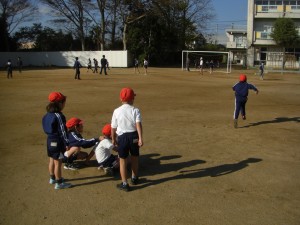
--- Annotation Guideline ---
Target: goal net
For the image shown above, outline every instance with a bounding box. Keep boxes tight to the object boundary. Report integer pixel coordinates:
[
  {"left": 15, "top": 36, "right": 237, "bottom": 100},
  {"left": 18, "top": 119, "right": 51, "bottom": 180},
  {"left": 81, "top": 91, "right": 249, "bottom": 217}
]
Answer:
[{"left": 182, "top": 50, "right": 231, "bottom": 73}]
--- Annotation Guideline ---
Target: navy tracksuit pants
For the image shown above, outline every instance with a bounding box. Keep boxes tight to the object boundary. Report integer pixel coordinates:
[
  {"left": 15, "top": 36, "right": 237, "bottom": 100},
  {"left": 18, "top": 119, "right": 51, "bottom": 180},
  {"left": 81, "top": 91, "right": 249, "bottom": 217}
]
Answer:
[{"left": 234, "top": 97, "right": 247, "bottom": 119}]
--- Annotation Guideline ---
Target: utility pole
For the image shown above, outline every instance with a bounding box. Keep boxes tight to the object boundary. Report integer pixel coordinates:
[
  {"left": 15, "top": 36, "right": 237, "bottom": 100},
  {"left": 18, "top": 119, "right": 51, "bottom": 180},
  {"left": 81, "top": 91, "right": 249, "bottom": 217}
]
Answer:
[{"left": 216, "top": 24, "right": 218, "bottom": 44}]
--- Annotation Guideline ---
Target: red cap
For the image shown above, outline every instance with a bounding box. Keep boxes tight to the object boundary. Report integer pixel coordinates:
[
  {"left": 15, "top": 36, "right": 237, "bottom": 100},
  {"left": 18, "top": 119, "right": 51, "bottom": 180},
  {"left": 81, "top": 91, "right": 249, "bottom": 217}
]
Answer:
[
  {"left": 48, "top": 92, "right": 66, "bottom": 102},
  {"left": 120, "top": 87, "right": 136, "bottom": 102},
  {"left": 66, "top": 117, "right": 83, "bottom": 129},
  {"left": 239, "top": 74, "right": 247, "bottom": 82},
  {"left": 102, "top": 124, "right": 111, "bottom": 137}
]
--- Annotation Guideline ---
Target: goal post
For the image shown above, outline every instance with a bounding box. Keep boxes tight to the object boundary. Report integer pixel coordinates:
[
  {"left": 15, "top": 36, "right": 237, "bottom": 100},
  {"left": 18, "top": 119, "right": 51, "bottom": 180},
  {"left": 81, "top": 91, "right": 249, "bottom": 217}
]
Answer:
[{"left": 182, "top": 50, "right": 231, "bottom": 73}]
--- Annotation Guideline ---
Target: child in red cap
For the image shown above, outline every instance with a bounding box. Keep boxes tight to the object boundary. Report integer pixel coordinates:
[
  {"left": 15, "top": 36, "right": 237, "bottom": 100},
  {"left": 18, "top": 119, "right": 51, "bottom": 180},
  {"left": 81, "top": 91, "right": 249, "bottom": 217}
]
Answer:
[
  {"left": 86, "top": 124, "right": 119, "bottom": 174},
  {"left": 42, "top": 92, "right": 72, "bottom": 190},
  {"left": 64, "top": 117, "right": 101, "bottom": 170},
  {"left": 111, "top": 87, "right": 143, "bottom": 191},
  {"left": 232, "top": 74, "right": 259, "bottom": 128}
]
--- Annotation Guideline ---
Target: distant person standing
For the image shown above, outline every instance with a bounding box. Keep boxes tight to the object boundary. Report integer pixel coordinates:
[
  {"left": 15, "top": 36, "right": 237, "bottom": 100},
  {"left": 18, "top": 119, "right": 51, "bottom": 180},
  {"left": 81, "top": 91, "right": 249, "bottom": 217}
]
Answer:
[
  {"left": 100, "top": 55, "right": 108, "bottom": 75},
  {"left": 199, "top": 57, "right": 203, "bottom": 75},
  {"left": 17, "top": 57, "right": 23, "bottom": 73},
  {"left": 186, "top": 57, "right": 190, "bottom": 71},
  {"left": 259, "top": 62, "right": 264, "bottom": 80},
  {"left": 87, "top": 58, "right": 92, "bottom": 72},
  {"left": 209, "top": 60, "right": 214, "bottom": 74},
  {"left": 134, "top": 58, "right": 140, "bottom": 74},
  {"left": 74, "top": 57, "right": 82, "bottom": 80},
  {"left": 143, "top": 58, "right": 148, "bottom": 75},
  {"left": 7, "top": 59, "right": 13, "bottom": 79},
  {"left": 93, "top": 58, "right": 98, "bottom": 73}
]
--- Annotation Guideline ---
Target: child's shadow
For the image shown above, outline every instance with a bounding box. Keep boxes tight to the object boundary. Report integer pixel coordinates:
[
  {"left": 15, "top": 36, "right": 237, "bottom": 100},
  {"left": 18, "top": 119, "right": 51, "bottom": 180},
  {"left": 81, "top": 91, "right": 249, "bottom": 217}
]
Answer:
[
  {"left": 241, "top": 117, "right": 300, "bottom": 128},
  {"left": 137, "top": 157, "right": 262, "bottom": 190},
  {"left": 139, "top": 153, "right": 206, "bottom": 177}
]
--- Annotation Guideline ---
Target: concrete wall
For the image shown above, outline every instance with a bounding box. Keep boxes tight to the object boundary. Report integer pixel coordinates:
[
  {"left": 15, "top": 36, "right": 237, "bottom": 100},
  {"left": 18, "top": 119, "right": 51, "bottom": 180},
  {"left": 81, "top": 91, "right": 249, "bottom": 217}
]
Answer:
[{"left": 0, "top": 51, "right": 129, "bottom": 68}]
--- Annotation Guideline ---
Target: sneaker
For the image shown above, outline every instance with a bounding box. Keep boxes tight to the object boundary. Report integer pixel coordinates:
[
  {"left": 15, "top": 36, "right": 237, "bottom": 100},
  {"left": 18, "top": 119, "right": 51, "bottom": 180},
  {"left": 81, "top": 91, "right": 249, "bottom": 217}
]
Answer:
[
  {"left": 104, "top": 167, "right": 113, "bottom": 175},
  {"left": 242, "top": 115, "right": 246, "bottom": 120},
  {"left": 49, "top": 177, "right": 65, "bottom": 184},
  {"left": 234, "top": 119, "right": 238, "bottom": 128},
  {"left": 55, "top": 182, "right": 72, "bottom": 190},
  {"left": 130, "top": 177, "right": 139, "bottom": 185},
  {"left": 64, "top": 163, "right": 78, "bottom": 170},
  {"left": 117, "top": 183, "right": 130, "bottom": 192},
  {"left": 49, "top": 178, "right": 56, "bottom": 184}
]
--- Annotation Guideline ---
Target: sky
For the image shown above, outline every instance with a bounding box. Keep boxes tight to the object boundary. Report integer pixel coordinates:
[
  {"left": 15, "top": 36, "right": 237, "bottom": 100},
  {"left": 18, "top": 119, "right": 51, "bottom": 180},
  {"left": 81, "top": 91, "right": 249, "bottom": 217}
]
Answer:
[
  {"left": 25, "top": 0, "right": 248, "bottom": 45},
  {"left": 210, "top": 0, "right": 248, "bottom": 44}
]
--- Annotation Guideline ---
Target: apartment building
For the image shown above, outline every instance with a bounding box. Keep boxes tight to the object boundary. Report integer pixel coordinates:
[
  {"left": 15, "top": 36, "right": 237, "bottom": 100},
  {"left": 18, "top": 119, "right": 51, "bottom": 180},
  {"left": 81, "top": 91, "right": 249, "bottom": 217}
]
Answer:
[
  {"left": 247, "top": 0, "right": 300, "bottom": 69},
  {"left": 226, "top": 27, "right": 247, "bottom": 66}
]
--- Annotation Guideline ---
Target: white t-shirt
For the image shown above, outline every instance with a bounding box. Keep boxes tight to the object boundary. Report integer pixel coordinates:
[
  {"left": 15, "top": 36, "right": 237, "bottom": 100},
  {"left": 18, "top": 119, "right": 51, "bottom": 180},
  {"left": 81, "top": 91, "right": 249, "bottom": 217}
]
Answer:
[
  {"left": 111, "top": 104, "right": 142, "bottom": 136},
  {"left": 94, "top": 139, "right": 114, "bottom": 164}
]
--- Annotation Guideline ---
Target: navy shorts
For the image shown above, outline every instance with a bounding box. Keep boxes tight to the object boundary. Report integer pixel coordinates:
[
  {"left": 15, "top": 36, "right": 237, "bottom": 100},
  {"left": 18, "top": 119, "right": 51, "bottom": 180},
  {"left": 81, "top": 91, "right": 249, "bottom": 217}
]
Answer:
[
  {"left": 117, "top": 131, "right": 139, "bottom": 159},
  {"left": 47, "top": 138, "right": 65, "bottom": 160}
]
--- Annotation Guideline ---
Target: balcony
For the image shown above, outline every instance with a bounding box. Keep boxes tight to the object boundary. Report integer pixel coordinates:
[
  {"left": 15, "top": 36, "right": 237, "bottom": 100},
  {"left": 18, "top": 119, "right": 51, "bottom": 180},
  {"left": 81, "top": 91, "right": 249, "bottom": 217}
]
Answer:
[
  {"left": 254, "top": 31, "right": 276, "bottom": 45},
  {"left": 255, "top": 4, "right": 300, "bottom": 18},
  {"left": 256, "top": 31, "right": 272, "bottom": 40}
]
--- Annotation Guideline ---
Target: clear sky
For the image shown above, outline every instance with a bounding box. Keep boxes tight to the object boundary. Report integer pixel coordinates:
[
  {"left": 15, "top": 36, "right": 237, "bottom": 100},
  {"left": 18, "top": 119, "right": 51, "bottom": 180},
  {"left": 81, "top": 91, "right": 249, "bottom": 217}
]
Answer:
[{"left": 210, "top": 0, "right": 248, "bottom": 44}]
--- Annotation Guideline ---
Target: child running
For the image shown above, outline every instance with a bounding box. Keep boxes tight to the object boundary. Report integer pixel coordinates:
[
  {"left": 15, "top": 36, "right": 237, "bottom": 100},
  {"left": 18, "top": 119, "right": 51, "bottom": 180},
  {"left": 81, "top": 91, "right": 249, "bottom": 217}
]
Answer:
[
  {"left": 232, "top": 74, "right": 259, "bottom": 128},
  {"left": 111, "top": 87, "right": 143, "bottom": 192},
  {"left": 42, "top": 92, "right": 72, "bottom": 190},
  {"left": 86, "top": 124, "right": 119, "bottom": 174},
  {"left": 64, "top": 117, "right": 100, "bottom": 170}
]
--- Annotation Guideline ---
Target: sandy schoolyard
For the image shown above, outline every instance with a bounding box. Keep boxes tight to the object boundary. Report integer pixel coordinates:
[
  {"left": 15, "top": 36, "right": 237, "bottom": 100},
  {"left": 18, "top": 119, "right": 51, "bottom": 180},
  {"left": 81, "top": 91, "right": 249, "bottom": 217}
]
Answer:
[{"left": 0, "top": 67, "right": 299, "bottom": 225}]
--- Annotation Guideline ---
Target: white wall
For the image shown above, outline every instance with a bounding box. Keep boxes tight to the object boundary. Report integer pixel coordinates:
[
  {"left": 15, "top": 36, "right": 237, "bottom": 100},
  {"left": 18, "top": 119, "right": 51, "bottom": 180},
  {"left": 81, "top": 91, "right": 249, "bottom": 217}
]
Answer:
[{"left": 0, "top": 51, "right": 129, "bottom": 68}]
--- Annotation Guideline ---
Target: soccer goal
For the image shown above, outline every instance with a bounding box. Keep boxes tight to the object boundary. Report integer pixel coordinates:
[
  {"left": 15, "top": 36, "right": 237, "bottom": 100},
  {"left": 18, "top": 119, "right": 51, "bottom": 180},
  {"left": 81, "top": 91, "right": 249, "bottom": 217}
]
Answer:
[{"left": 182, "top": 50, "right": 231, "bottom": 73}]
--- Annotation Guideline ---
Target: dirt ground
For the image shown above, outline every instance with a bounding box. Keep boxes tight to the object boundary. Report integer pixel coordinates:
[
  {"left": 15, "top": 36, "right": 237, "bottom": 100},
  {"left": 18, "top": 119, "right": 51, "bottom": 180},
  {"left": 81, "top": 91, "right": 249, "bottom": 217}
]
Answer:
[{"left": 0, "top": 66, "right": 299, "bottom": 225}]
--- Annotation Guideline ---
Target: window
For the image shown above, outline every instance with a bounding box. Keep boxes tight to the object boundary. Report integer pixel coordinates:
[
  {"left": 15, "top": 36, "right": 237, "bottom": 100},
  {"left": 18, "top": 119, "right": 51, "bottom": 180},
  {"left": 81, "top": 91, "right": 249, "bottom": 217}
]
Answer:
[{"left": 260, "top": 33, "right": 267, "bottom": 39}]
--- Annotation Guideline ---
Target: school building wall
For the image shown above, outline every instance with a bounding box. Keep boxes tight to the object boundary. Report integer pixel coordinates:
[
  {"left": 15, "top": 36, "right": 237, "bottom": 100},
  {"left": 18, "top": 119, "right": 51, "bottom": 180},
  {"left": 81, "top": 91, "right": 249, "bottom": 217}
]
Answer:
[{"left": 0, "top": 51, "right": 129, "bottom": 68}]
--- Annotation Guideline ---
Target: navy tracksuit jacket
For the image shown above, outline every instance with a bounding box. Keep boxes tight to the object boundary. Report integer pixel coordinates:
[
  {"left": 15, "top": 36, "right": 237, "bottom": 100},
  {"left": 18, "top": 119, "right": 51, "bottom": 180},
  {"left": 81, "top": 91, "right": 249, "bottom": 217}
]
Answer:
[
  {"left": 42, "top": 112, "right": 69, "bottom": 154},
  {"left": 232, "top": 81, "right": 258, "bottom": 119}
]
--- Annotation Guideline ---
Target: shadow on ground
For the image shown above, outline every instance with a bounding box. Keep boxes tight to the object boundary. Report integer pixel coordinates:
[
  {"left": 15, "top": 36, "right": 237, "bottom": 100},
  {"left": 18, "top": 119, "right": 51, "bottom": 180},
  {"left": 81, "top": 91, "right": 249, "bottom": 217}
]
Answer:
[
  {"left": 135, "top": 154, "right": 262, "bottom": 190},
  {"left": 241, "top": 117, "right": 300, "bottom": 128}
]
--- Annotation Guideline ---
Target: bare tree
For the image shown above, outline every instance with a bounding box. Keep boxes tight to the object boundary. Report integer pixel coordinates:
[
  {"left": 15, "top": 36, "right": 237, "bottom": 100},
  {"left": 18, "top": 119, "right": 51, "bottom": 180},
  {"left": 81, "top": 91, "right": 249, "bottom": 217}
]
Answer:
[
  {"left": 106, "top": 0, "right": 121, "bottom": 48},
  {"left": 94, "top": 0, "right": 106, "bottom": 50},
  {"left": 0, "top": 0, "right": 37, "bottom": 51},
  {"left": 40, "top": 0, "right": 95, "bottom": 51}
]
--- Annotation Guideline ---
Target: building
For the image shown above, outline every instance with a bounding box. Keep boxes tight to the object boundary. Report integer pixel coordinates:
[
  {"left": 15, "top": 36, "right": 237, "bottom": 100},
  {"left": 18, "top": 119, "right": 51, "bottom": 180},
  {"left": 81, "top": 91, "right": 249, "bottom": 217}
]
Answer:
[
  {"left": 226, "top": 27, "right": 247, "bottom": 66},
  {"left": 247, "top": 0, "right": 300, "bottom": 69}
]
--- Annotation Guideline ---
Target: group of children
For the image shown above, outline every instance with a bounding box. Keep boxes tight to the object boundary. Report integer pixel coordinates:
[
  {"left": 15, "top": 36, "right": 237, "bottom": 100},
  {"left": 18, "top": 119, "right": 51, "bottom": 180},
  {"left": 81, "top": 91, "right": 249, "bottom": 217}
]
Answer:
[
  {"left": 74, "top": 55, "right": 110, "bottom": 80},
  {"left": 42, "top": 87, "right": 143, "bottom": 192},
  {"left": 134, "top": 58, "right": 149, "bottom": 75}
]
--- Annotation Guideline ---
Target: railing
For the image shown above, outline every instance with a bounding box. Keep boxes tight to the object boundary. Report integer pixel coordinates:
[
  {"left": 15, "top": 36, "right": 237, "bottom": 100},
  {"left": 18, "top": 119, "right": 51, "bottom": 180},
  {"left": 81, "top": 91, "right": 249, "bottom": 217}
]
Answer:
[
  {"left": 257, "top": 5, "right": 283, "bottom": 12},
  {"left": 256, "top": 4, "right": 300, "bottom": 13},
  {"left": 286, "top": 5, "right": 300, "bottom": 11},
  {"left": 255, "top": 31, "right": 273, "bottom": 40}
]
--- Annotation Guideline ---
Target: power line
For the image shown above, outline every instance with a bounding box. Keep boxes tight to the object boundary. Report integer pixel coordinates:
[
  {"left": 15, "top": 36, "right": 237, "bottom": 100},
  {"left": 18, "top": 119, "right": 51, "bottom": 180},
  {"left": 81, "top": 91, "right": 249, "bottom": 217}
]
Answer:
[{"left": 211, "top": 20, "right": 247, "bottom": 23}]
